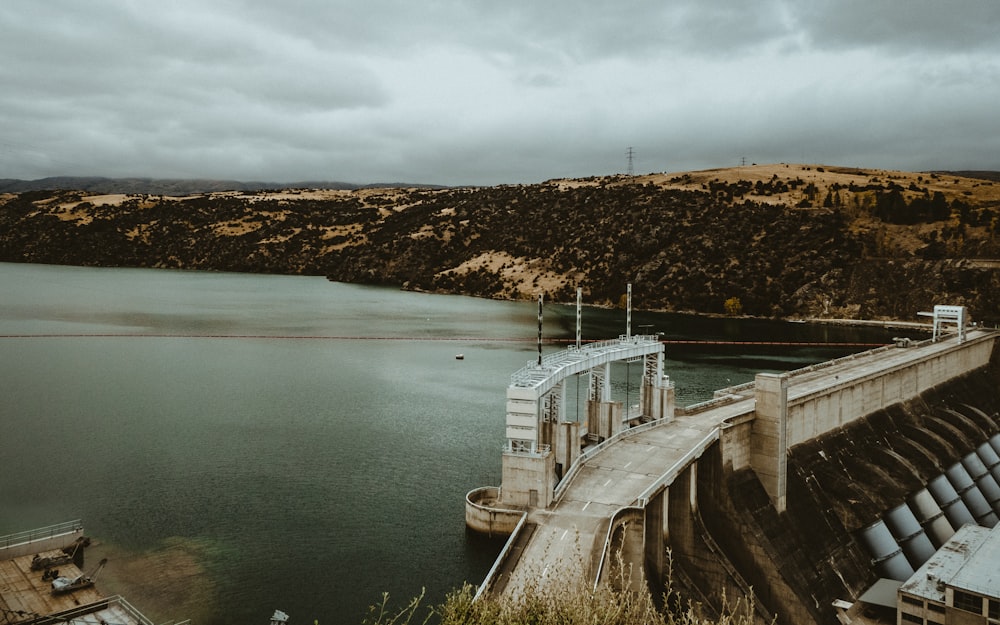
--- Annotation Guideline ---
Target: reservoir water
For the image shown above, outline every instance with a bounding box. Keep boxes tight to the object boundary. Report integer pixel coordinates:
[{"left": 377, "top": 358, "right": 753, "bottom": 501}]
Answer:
[{"left": 0, "top": 262, "right": 917, "bottom": 624}]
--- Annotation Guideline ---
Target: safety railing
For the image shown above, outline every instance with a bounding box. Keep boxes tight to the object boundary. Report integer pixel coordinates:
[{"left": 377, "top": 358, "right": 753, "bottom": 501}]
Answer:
[
  {"left": 27, "top": 595, "right": 188, "bottom": 625},
  {"left": 553, "top": 417, "right": 669, "bottom": 502},
  {"left": 510, "top": 335, "right": 661, "bottom": 387},
  {"left": 636, "top": 428, "right": 721, "bottom": 507},
  {"left": 592, "top": 506, "right": 644, "bottom": 592},
  {"left": 0, "top": 519, "right": 82, "bottom": 550},
  {"left": 473, "top": 511, "right": 529, "bottom": 602}
]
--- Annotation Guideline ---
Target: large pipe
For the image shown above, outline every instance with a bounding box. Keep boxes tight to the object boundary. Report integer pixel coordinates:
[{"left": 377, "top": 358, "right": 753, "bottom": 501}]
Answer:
[
  {"left": 963, "top": 451, "right": 1000, "bottom": 515},
  {"left": 907, "top": 488, "right": 955, "bottom": 548},
  {"left": 858, "top": 520, "right": 915, "bottom": 581},
  {"left": 945, "top": 462, "right": 998, "bottom": 527},
  {"left": 990, "top": 433, "right": 1000, "bottom": 459},
  {"left": 927, "top": 474, "right": 975, "bottom": 529},
  {"left": 883, "top": 503, "right": 936, "bottom": 568},
  {"left": 977, "top": 441, "right": 1000, "bottom": 488}
]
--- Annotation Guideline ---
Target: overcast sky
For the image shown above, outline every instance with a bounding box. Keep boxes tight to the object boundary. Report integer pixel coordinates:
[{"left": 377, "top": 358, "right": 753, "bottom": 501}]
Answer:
[{"left": 1, "top": 1, "right": 998, "bottom": 186}]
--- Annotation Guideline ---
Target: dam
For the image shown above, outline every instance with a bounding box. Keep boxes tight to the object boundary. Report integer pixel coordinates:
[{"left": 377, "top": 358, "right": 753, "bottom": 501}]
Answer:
[{"left": 466, "top": 306, "right": 1000, "bottom": 624}]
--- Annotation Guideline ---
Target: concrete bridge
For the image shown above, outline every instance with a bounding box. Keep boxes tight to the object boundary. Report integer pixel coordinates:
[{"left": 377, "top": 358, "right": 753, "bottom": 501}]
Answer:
[{"left": 466, "top": 315, "right": 1000, "bottom": 623}]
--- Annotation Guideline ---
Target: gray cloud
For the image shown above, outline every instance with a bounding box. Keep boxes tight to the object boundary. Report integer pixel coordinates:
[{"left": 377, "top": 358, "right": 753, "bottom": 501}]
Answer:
[
  {"left": 0, "top": 0, "right": 998, "bottom": 186},
  {"left": 790, "top": 1, "right": 1000, "bottom": 53}
]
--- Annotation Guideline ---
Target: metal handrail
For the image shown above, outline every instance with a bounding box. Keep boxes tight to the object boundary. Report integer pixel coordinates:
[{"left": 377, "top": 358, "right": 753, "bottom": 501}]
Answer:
[
  {"left": 0, "top": 519, "right": 82, "bottom": 550},
  {"left": 683, "top": 393, "right": 752, "bottom": 415},
  {"left": 636, "top": 428, "right": 721, "bottom": 507},
  {"left": 592, "top": 506, "right": 643, "bottom": 592},
  {"left": 553, "top": 418, "right": 669, "bottom": 502},
  {"left": 510, "top": 335, "right": 660, "bottom": 386},
  {"left": 26, "top": 595, "right": 184, "bottom": 625},
  {"left": 473, "top": 511, "right": 529, "bottom": 602}
]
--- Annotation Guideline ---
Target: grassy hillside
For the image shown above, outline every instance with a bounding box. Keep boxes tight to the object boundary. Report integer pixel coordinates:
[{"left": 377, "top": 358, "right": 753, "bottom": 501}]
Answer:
[{"left": 2, "top": 164, "right": 998, "bottom": 323}]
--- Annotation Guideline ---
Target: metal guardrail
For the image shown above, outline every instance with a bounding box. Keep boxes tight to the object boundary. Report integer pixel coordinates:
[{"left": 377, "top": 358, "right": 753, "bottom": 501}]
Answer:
[
  {"left": 787, "top": 331, "right": 995, "bottom": 405},
  {"left": 553, "top": 418, "right": 670, "bottom": 502},
  {"left": 26, "top": 594, "right": 187, "bottom": 625},
  {"left": 592, "top": 506, "right": 643, "bottom": 592},
  {"left": 473, "top": 511, "right": 529, "bottom": 602},
  {"left": 504, "top": 442, "right": 551, "bottom": 456},
  {"left": 510, "top": 335, "right": 661, "bottom": 387},
  {"left": 636, "top": 428, "right": 721, "bottom": 507},
  {"left": 0, "top": 519, "right": 82, "bottom": 550},
  {"left": 681, "top": 393, "right": 752, "bottom": 415}
]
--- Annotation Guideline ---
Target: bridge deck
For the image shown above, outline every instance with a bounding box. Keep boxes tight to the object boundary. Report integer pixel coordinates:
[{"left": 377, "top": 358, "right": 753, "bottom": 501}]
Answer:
[
  {"left": 498, "top": 330, "right": 992, "bottom": 597},
  {"left": 502, "top": 400, "right": 750, "bottom": 595}
]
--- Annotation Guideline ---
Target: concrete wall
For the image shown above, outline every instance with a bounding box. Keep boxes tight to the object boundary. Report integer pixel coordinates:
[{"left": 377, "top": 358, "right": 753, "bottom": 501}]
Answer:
[
  {"left": 596, "top": 507, "right": 646, "bottom": 593},
  {"left": 751, "top": 374, "right": 789, "bottom": 513},
  {"left": 465, "top": 487, "right": 525, "bottom": 536},
  {"left": 588, "top": 400, "right": 623, "bottom": 441},
  {"left": 752, "top": 333, "right": 997, "bottom": 512},
  {"left": 720, "top": 412, "right": 755, "bottom": 473},
  {"left": 500, "top": 449, "right": 555, "bottom": 508},
  {"left": 786, "top": 335, "right": 995, "bottom": 449}
]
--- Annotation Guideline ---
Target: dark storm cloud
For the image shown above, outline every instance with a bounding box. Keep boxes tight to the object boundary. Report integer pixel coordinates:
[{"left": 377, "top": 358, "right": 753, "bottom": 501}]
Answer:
[
  {"left": 790, "top": 1, "right": 1000, "bottom": 53},
  {"left": 0, "top": 1, "right": 997, "bottom": 186}
]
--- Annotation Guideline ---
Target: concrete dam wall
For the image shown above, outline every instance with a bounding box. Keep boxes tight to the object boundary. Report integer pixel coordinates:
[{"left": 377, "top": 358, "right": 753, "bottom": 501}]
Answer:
[{"left": 690, "top": 341, "right": 1000, "bottom": 625}]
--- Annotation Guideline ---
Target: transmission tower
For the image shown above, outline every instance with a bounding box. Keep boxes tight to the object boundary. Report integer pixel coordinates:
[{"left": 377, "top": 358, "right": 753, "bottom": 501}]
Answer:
[{"left": 626, "top": 146, "right": 635, "bottom": 176}]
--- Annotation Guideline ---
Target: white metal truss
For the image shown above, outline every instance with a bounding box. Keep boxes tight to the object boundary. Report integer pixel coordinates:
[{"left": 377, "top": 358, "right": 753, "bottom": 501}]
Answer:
[{"left": 588, "top": 367, "right": 604, "bottom": 401}]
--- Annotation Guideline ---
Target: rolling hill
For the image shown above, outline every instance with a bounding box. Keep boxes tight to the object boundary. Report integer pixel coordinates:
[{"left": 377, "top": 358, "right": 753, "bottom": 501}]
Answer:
[{"left": 2, "top": 163, "right": 998, "bottom": 323}]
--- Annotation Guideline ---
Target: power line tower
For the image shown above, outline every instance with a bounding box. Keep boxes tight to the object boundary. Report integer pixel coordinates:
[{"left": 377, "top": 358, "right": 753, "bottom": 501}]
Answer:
[{"left": 626, "top": 146, "right": 635, "bottom": 176}]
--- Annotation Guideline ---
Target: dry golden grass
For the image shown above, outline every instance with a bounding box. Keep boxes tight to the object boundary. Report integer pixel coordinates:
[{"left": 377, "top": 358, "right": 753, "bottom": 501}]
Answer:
[{"left": 28, "top": 163, "right": 998, "bottom": 219}]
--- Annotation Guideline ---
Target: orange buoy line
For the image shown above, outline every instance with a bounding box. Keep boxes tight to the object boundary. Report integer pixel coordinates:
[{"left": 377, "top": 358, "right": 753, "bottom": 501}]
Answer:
[{"left": 0, "top": 332, "right": 888, "bottom": 348}]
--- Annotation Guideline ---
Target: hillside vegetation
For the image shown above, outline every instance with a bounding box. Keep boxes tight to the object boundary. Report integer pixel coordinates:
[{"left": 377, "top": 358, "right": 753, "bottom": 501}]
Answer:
[{"left": 2, "top": 164, "right": 998, "bottom": 323}]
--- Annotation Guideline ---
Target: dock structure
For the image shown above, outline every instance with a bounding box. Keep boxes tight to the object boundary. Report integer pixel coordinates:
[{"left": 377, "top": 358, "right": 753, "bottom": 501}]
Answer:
[
  {"left": 467, "top": 317, "right": 1000, "bottom": 612},
  {"left": 0, "top": 521, "right": 185, "bottom": 625}
]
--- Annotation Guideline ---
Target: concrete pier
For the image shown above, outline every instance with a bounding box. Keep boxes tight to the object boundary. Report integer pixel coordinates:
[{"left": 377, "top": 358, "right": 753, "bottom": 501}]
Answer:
[{"left": 0, "top": 522, "right": 179, "bottom": 625}]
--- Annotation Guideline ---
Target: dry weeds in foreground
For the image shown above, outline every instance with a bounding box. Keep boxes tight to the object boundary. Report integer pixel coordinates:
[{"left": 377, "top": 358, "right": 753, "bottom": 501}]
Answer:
[{"left": 363, "top": 554, "right": 763, "bottom": 625}]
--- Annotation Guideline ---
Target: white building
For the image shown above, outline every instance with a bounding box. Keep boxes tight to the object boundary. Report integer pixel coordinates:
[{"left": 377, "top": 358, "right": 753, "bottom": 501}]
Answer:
[{"left": 897, "top": 523, "right": 1000, "bottom": 625}]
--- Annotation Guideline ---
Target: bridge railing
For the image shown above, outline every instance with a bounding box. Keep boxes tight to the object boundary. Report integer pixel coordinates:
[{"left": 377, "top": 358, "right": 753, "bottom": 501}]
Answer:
[
  {"left": 781, "top": 335, "right": 941, "bottom": 380},
  {"left": 592, "top": 505, "right": 644, "bottom": 592},
  {"left": 473, "top": 510, "right": 529, "bottom": 602},
  {"left": 635, "top": 428, "right": 721, "bottom": 507},
  {"left": 28, "top": 595, "right": 186, "bottom": 625},
  {"left": 504, "top": 442, "right": 551, "bottom": 456},
  {"left": 510, "top": 335, "right": 661, "bottom": 387},
  {"left": 553, "top": 418, "right": 668, "bottom": 502},
  {"left": 679, "top": 393, "right": 750, "bottom": 416}
]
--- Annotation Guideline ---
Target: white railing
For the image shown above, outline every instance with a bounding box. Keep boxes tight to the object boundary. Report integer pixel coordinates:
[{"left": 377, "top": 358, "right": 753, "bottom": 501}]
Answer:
[
  {"left": 0, "top": 519, "right": 82, "bottom": 550},
  {"left": 636, "top": 428, "right": 721, "bottom": 507},
  {"left": 510, "top": 335, "right": 661, "bottom": 387},
  {"left": 473, "top": 512, "right": 529, "bottom": 602},
  {"left": 504, "top": 442, "right": 551, "bottom": 456},
  {"left": 28, "top": 595, "right": 187, "bottom": 625},
  {"left": 553, "top": 418, "right": 670, "bottom": 502}
]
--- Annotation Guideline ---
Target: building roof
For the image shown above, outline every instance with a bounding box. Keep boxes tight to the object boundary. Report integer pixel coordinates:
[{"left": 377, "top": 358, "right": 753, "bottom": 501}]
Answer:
[
  {"left": 899, "top": 524, "right": 998, "bottom": 603},
  {"left": 949, "top": 524, "right": 1000, "bottom": 596},
  {"left": 860, "top": 578, "right": 903, "bottom": 608}
]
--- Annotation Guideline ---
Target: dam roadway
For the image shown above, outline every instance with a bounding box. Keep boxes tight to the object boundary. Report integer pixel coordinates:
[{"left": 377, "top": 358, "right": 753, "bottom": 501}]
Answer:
[{"left": 484, "top": 327, "right": 998, "bottom": 600}]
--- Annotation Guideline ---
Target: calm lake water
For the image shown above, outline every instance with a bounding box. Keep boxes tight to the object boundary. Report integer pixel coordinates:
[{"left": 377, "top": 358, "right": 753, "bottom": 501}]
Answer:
[{"left": 0, "top": 263, "right": 918, "bottom": 625}]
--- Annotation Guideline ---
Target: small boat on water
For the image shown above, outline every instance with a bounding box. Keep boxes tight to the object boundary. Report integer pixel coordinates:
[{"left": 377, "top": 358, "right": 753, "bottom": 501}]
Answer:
[{"left": 455, "top": 354, "right": 464, "bottom": 360}]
